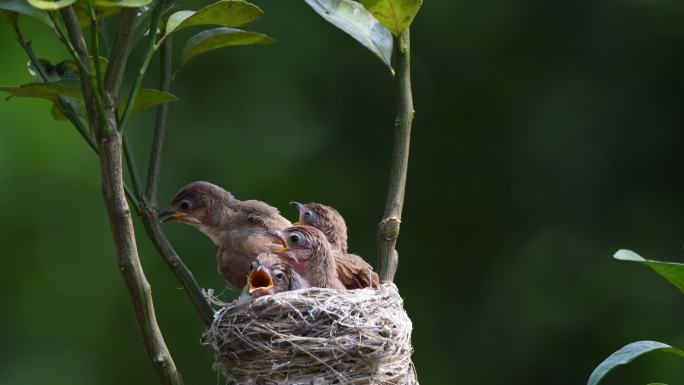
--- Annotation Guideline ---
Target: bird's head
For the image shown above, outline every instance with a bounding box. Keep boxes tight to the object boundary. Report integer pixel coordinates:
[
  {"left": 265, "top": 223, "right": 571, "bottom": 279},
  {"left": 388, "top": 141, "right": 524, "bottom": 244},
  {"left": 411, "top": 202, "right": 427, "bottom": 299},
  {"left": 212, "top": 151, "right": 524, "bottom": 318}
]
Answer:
[
  {"left": 265, "top": 225, "right": 329, "bottom": 266},
  {"left": 290, "top": 202, "right": 347, "bottom": 251},
  {"left": 159, "top": 181, "right": 233, "bottom": 226},
  {"left": 247, "top": 253, "right": 303, "bottom": 297}
]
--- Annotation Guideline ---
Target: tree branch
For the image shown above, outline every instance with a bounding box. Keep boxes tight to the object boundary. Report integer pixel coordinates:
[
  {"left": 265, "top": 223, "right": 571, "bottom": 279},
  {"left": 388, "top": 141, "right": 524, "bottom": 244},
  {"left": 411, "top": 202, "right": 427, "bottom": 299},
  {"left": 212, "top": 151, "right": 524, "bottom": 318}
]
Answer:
[
  {"left": 145, "top": 34, "right": 172, "bottom": 205},
  {"left": 105, "top": 8, "right": 137, "bottom": 97},
  {"left": 139, "top": 35, "right": 214, "bottom": 326},
  {"left": 118, "top": 0, "right": 166, "bottom": 133},
  {"left": 59, "top": 7, "right": 184, "bottom": 384},
  {"left": 377, "top": 30, "right": 414, "bottom": 282}
]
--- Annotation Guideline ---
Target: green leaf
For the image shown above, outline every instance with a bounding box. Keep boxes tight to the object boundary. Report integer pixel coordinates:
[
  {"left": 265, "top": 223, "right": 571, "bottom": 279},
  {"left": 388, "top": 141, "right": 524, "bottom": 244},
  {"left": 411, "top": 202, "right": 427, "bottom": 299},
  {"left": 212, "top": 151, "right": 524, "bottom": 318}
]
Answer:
[
  {"left": 614, "top": 249, "right": 684, "bottom": 294},
  {"left": 0, "top": 82, "right": 83, "bottom": 102},
  {"left": 0, "top": 0, "right": 52, "bottom": 26},
  {"left": 27, "top": 0, "right": 78, "bottom": 11},
  {"left": 588, "top": 341, "right": 684, "bottom": 385},
  {"left": 303, "top": 0, "right": 393, "bottom": 72},
  {"left": 50, "top": 95, "right": 86, "bottom": 121},
  {"left": 180, "top": 27, "right": 273, "bottom": 68},
  {"left": 119, "top": 89, "right": 178, "bottom": 117},
  {"left": 358, "top": 0, "right": 422, "bottom": 36},
  {"left": 164, "top": 0, "right": 262, "bottom": 39},
  {"left": 93, "top": 0, "right": 152, "bottom": 8}
]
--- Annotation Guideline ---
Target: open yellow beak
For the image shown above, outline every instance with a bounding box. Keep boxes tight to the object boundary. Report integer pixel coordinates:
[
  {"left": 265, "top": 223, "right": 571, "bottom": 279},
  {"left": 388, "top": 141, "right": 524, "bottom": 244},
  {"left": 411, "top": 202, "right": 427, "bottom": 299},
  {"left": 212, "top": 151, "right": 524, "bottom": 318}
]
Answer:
[{"left": 248, "top": 269, "right": 274, "bottom": 293}]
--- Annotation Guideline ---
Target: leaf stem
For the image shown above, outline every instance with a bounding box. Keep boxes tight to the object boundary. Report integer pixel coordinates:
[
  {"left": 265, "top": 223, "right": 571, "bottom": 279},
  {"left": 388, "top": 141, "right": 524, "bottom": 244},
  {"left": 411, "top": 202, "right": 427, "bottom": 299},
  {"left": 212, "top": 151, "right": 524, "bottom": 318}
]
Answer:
[{"left": 377, "top": 30, "right": 414, "bottom": 282}]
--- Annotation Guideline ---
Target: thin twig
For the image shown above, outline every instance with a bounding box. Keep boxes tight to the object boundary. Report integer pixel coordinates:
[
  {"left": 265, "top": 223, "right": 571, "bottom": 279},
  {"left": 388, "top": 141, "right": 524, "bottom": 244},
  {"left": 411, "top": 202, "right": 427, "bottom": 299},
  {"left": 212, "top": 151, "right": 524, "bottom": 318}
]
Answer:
[
  {"left": 85, "top": 0, "right": 106, "bottom": 102},
  {"left": 14, "top": 25, "right": 98, "bottom": 153},
  {"left": 145, "top": 34, "right": 172, "bottom": 205},
  {"left": 57, "top": 8, "right": 112, "bottom": 136},
  {"left": 118, "top": 0, "right": 166, "bottom": 133},
  {"left": 58, "top": 7, "right": 184, "bottom": 384},
  {"left": 98, "top": 11, "right": 111, "bottom": 56},
  {"left": 377, "top": 30, "right": 415, "bottom": 282},
  {"left": 104, "top": 8, "right": 137, "bottom": 99},
  {"left": 139, "top": 34, "right": 215, "bottom": 326}
]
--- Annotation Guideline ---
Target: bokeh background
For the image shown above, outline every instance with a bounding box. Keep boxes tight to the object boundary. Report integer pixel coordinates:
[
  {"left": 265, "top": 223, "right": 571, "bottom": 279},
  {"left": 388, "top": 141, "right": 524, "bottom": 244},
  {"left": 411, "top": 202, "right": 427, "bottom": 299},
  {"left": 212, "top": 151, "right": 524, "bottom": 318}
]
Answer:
[{"left": 2, "top": 0, "right": 684, "bottom": 384}]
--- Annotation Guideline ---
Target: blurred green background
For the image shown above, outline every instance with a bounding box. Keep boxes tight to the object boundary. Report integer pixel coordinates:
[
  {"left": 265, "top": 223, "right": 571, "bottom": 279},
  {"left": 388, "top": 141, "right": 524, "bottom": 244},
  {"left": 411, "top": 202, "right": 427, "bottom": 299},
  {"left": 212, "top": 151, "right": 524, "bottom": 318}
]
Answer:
[{"left": 2, "top": 0, "right": 684, "bottom": 384}]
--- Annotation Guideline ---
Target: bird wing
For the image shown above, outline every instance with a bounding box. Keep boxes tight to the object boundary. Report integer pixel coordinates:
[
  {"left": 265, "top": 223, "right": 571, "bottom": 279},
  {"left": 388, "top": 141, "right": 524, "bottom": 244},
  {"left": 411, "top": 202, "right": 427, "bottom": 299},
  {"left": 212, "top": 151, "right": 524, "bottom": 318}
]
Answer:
[{"left": 334, "top": 252, "right": 380, "bottom": 289}]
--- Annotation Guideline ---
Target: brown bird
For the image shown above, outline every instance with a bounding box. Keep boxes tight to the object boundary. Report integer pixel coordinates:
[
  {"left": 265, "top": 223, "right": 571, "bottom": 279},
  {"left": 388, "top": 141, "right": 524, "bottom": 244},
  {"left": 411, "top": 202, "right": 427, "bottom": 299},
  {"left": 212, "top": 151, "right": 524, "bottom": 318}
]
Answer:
[
  {"left": 159, "top": 181, "right": 292, "bottom": 289},
  {"left": 291, "top": 202, "right": 379, "bottom": 289},
  {"left": 244, "top": 253, "right": 309, "bottom": 298},
  {"left": 266, "top": 225, "right": 346, "bottom": 290}
]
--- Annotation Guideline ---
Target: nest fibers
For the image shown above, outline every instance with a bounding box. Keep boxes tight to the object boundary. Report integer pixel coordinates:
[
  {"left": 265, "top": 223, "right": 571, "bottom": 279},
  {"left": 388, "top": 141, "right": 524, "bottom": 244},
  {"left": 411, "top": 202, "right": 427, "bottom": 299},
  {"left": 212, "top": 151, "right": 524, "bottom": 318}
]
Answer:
[{"left": 203, "top": 282, "right": 417, "bottom": 385}]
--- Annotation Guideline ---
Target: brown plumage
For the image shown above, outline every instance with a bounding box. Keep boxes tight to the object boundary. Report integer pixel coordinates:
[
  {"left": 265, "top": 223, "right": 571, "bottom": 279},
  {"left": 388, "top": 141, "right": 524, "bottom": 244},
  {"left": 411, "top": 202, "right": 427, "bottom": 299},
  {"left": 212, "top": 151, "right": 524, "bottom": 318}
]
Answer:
[
  {"left": 291, "top": 202, "right": 380, "bottom": 289},
  {"left": 159, "top": 181, "right": 292, "bottom": 289},
  {"left": 266, "top": 225, "right": 346, "bottom": 290},
  {"left": 244, "top": 253, "right": 309, "bottom": 298}
]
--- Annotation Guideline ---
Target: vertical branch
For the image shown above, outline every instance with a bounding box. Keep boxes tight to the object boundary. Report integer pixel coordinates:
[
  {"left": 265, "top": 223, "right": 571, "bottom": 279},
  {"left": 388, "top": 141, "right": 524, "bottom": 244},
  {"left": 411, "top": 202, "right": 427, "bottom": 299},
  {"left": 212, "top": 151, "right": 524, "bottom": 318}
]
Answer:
[
  {"left": 59, "top": 7, "right": 184, "bottom": 385},
  {"left": 119, "top": 0, "right": 166, "bottom": 132},
  {"left": 377, "top": 30, "right": 415, "bottom": 282},
  {"left": 145, "top": 35, "right": 172, "bottom": 205},
  {"left": 140, "top": 34, "right": 215, "bottom": 326}
]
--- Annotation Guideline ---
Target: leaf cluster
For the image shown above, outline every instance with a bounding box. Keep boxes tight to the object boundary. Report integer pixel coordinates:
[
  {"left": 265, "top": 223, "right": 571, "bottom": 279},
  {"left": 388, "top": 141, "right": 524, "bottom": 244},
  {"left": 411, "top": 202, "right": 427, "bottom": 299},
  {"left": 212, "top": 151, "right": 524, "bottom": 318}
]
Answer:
[{"left": 588, "top": 250, "right": 684, "bottom": 385}]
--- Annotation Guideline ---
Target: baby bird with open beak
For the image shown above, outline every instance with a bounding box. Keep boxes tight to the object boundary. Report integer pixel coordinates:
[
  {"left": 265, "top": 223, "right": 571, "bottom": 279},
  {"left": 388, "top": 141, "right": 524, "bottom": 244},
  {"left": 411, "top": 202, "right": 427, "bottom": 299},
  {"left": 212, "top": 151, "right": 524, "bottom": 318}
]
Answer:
[
  {"left": 266, "top": 225, "right": 346, "bottom": 290},
  {"left": 244, "top": 253, "right": 309, "bottom": 298},
  {"left": 159, "top": 181, "right": 292, "bottom": 289},
  {"left": 291, "top": 202, "right": 379, "bottom": 289}
]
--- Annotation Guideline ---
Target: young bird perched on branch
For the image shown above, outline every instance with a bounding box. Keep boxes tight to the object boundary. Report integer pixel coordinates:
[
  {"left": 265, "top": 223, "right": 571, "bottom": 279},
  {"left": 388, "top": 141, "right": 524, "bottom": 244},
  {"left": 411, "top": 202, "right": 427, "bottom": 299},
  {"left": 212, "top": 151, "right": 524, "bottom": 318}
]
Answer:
[
  {"left": 266, "top": 225, "right": 346, "bottom": 290},
  {"left": 291, "top": 202, "right": 379, "bottom": 289},
  {"left": 244, "top": 253, "right": 309, "bottom": 298},
  {"left": 159, "top": 181, "right": 292, "bottom": 289}
]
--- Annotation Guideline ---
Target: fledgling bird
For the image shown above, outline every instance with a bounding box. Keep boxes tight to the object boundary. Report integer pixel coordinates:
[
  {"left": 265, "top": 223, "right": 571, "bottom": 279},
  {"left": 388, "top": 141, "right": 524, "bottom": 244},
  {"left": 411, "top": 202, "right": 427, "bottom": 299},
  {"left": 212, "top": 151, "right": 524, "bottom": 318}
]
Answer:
[
  {"left": 267, "top": 225, "right": 346, "bottom": 290},
  {"left": 159, "top": 181, "right": 292, "bottom": 289},
  {"left": 244, "top": 253, "right": 309, "bottom": 298},
  {"left": 291, "top": 202, "right": 380, "bottom": 289}
]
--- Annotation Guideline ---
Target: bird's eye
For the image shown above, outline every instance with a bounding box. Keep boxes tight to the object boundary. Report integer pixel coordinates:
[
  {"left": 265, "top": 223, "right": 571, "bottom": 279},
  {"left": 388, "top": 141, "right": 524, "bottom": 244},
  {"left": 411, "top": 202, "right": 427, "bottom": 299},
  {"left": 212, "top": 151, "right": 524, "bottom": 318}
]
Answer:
[
  {"left": 304, "top": 211, "right": 312, "bottom": 217},
  {"left": 289, "top": 234, "right": 300, "bottom": 244},
  {"left": 274, "top": 272, "right": 284, "bottom": 281},
  {"left": 179, "top": 200, "right": 192, "bottom": 211}
]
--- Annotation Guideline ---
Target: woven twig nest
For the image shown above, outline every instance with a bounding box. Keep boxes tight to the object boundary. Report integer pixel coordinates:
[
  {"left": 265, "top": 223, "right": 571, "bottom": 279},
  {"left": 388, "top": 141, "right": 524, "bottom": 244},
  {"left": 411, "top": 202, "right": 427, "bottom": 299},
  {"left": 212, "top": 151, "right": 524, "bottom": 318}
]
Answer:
[{"left": 203, "top": 282, "right": 417, "bottom": 385}]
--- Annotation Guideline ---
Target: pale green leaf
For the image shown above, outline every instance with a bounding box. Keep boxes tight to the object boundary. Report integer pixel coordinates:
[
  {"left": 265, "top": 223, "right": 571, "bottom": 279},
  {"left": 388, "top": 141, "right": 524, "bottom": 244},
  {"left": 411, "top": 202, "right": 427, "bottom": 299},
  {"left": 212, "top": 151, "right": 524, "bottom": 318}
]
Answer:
[
  {"left": 304, "top": 0, "right": 393, "bottom": 72},
  {"left": 588, "top": 341, "right": 684, "bottom": 385},
  {"left": 180, "top": 27, "right": 273, "bottom": 68},
  {"left": 50, "top": 95, "right": 86, "bottom": 121},
  {"left": 27, "top": 0, "right": 78, "bottom": 11},
  {"left": 93, "top": 0, "right": 152, "bottom": 8},
  {"left": 119, "top": 89, "right": 178, "bottom": 117},
  {"left": 0, "top": 82, "right": 83, "bottom": 102},
  {"left": 0, "top": 0, "right": 52, "bottom": 26},
  {"left": 164, "top": 0, "right": 262, "bottom": 38},
  {"left": 358, "top": 0, "right": 422, "bottom": 36},
  {"left": 614, "top": 249, "right": 684, "bottom": 294}
]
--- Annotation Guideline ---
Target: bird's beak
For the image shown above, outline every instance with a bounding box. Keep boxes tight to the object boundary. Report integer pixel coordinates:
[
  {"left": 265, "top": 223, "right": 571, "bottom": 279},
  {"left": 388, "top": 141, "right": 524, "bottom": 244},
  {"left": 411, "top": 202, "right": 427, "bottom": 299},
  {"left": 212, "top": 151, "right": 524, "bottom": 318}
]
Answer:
[
  {"left": 265, "top": 229, "right": 288, "bottom": 252},
  {"left": 158, "top": 208, "right": 186, "bottom": 223},
  {"left": 248, "top": 269, "right": 274, "bottom": 293},
  {"left": 289, "top": 202, "right": 303, "bottom": 225}
]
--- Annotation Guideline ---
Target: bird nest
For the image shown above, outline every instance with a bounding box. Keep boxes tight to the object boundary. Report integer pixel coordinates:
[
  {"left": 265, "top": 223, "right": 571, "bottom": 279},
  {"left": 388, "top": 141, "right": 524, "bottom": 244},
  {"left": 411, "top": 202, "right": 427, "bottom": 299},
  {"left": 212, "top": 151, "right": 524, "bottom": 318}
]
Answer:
[{"left": 202, "top": 282, "right": 417, "bottom": 385}]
